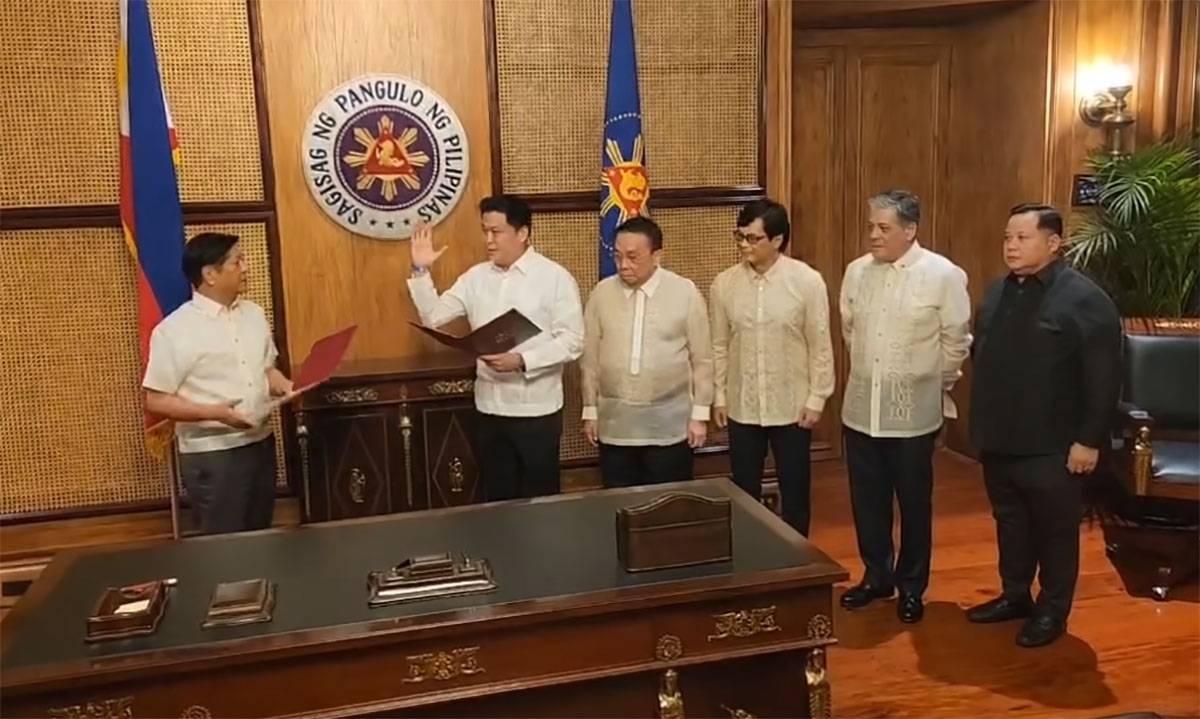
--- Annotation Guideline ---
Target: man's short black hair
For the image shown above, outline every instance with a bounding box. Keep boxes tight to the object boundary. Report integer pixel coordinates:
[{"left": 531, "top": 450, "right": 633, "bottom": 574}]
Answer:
[
  {"left": 183, "top": 232, "right": 239, "bottom": 288},
  {"left": 615, "top": 215, "right": 663, "bottom": 252},
  {"left": 1009, "top": 202, "right": 1064, "bottom": 237},
  {"left": 737, "top": 199, "right": 791, "bottom": 251},
  {"left": 479, "top": 194, "right": 533, "bottom": 232}
]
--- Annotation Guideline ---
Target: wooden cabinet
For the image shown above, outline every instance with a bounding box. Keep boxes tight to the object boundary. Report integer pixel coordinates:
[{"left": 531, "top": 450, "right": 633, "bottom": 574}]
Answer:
[{"left": 294, "top": 356, "right": 484, "bottom": 522}]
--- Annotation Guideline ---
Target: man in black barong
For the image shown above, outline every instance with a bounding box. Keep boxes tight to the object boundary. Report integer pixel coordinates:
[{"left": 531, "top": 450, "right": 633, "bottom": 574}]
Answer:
[{"left": 967, "top": 203, "right": 1122, "bottom": 648}]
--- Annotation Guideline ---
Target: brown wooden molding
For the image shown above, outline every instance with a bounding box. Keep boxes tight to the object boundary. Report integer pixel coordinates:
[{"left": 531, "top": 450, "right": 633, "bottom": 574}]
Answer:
[
  {"left": 0, "top": 500, "right": 302, "bottom": 563},
  {"left": 0, "top": 489, "right": 299, "bottom": 527},
  {"left": 0, "top": 202, "right": 276, "bottom": 231},
  {"left": 793, "top": 0, "right": 1023, "bottom": 29},
  {"left": 483, "top": 0, "right": 504, "bottom": 195},
  {"left": 758, "top": 0, "right": 768, "bottom": 191},
  {"left": 246, "top": 0, "right": 278, "bottom": 209},
  {"left": 524, "top": 186, "right": 766, "bottom": 214}
]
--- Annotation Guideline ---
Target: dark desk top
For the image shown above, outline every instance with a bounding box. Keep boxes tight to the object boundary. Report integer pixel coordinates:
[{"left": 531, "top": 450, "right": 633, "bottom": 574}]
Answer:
[{"left": 0, "top": 479, "right": 846, "bottom": 689}]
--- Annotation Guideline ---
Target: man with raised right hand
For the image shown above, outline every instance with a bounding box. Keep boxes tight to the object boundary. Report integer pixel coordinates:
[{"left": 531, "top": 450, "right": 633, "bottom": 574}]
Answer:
[{"left": 406, "top": 194, "right": 584, "bottom": 501}]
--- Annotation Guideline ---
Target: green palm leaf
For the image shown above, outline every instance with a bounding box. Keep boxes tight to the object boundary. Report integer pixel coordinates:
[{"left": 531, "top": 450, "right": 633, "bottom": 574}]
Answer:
[{"left": 1068, "top": 141, "right": 1200, "bottom": 317}]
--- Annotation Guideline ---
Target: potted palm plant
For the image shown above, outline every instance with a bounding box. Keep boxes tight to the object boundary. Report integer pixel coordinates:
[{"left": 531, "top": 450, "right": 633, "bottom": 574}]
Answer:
[{"left": 1067, "top": 141, "right": 1200, "bottom": 317}]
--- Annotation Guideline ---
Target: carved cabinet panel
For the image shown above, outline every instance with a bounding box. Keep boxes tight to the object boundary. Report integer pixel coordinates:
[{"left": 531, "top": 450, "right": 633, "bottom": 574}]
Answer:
[
  {"left": 295, "top": 360, "right": 483, "bottom": 523},
  {"left": 304, "top": 408, "right": 400, "bottom": 521},
  {"left": 419, "top": 403, "right": 482, "bottom": 510}
]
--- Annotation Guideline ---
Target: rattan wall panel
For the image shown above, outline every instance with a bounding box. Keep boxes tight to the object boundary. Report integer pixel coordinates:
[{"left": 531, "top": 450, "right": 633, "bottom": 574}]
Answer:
[
  {"left": 0, "top": 0, "right": 262, "bottom": 208},
  {"left": 0, "top": 223, "right": 285, "bottom": 515},
  {"left": 493, "top": 0, "right": 761, "bottom": 195},
  {"left": 533, "top": 205, "right": 740, "bottom": 462}
]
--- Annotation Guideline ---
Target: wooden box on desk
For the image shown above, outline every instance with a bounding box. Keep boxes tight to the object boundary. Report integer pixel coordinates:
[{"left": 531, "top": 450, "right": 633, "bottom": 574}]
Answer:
[
  {"left": 294, "top": 352, "right": 482, "bottom": 522},
  {"left": 617, "top": 492, "right": 733, "bottom": 572}
]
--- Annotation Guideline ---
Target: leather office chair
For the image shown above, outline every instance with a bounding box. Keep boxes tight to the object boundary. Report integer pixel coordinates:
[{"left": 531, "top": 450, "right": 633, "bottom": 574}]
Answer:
[{"left": 1094, "top": 318, "right": 1200, "bottom": 600}]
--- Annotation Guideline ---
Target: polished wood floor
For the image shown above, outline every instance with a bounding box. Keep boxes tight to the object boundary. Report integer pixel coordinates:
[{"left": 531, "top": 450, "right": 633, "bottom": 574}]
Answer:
[{"left": 810, "top": 450, "right": 1200, "bottom": 719}]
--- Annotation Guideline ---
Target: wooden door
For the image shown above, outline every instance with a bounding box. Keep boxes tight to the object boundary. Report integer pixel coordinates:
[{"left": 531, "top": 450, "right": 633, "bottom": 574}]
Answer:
[{"left": 792, "top": 28, "right": 954, "bottom": 457}]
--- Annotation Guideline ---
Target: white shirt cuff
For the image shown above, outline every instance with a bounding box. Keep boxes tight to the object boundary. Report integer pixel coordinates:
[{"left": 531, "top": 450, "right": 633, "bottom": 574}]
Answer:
[
  {"left": 942, "top": 391, "right": 959, "bottom": 420},
  {"left": 691, "top": 405, "right": 710, "bottom": 422},
  {"left": 804, "top": 395, "right": 827, "bottom": 413},
  {"left": 581, "top": 406, "right": 598, "bottom": 421}
]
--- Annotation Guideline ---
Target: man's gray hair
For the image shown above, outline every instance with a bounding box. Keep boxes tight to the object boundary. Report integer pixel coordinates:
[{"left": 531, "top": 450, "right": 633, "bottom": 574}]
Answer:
[{"left": 868, "top": 190, "right": 921, "bottom": 226}]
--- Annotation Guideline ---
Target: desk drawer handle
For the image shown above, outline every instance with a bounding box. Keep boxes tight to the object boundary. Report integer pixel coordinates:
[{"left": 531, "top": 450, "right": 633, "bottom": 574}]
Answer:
[
  {"left": 326, "top": 387, "right": 379, "bottom": 404},
  {"left": 402, "top": 646, "right": 484, "bottom": 683},
  {"left": 429, "top": 379, "right": 474, "bottom": 395},
  {"left": 707, "top": 605, "right": 781, "bottom": 641},
  {"left": 49, "top": 696, "right": 133, "bottom": 719}
]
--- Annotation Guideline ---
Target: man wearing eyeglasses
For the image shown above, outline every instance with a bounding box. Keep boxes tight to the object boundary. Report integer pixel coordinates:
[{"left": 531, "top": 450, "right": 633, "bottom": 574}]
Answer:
[
  {"left": 580, "top": 216, "right": 713, "bottom": 487},
  {"left": 710, "top": 199, "right": 835, "bottom": 537}
]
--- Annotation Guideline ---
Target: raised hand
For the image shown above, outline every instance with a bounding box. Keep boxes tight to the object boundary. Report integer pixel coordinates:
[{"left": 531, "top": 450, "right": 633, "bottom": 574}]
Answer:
[{"left": 410, "top": 222, "right": 447, "bottom": 269}]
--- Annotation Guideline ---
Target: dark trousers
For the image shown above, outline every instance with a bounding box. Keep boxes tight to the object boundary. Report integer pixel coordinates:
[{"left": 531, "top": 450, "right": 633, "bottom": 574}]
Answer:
[
  {"left": 728, "top": 420, "right": 813, "bottom": 536},
  {"left": 178, "top": 436, "right": 277, "bottom": 535},
  {"left": 981, "top": 451, "right": 1083, "bottom": 622},
  {"left": 476, "top": 410, "right": 562, "bottom": 500},
  {"left": 844, "top": 426, "right": 938, "bottom": 596},
  {"left": 599, "top": 441, "right": 694, "bottom": 488}
]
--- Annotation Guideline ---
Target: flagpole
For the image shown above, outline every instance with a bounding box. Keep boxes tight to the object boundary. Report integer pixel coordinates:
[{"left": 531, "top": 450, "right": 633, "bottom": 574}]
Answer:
[{"left": 168, "top": 441, "right": 182, "bottom": 540}]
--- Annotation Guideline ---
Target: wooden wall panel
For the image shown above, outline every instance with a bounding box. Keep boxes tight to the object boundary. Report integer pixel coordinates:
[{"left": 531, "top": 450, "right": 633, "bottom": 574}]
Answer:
[
  {"left": 850, "top": 43, "right": 953, "bottom": 254},
  {"left": 257, "top": 0, "right": 493, "bottom": 364},
  {"left": 766, "top": 0, "right": 794, "bottom": 207},
  {"left": 1047, "top": 0, "right": 1148, "bottom": 217},
  {"left": 792, "top": 45, "right": 847, "bottom": 453},
  {"left": 942, "top": 0, "right": 1053, "bottom": 455}
]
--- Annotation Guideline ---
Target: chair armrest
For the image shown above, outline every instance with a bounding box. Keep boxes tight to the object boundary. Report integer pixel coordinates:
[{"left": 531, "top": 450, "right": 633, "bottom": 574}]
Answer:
[
  {"left": 1117, "top": 401, "right": 1156, "bottom": 431},
  {"left": 1115, "top": 404, "right": 1156, "bottom": 496}
]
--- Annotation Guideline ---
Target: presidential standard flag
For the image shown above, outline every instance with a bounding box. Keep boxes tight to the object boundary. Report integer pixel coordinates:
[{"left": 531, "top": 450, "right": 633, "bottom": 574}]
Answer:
[
  {"left": 119, "top": 0, "right": 190, "bottom": 455},
  {"left": 599, "top": 0, "right": 649, "bottom": 279}
]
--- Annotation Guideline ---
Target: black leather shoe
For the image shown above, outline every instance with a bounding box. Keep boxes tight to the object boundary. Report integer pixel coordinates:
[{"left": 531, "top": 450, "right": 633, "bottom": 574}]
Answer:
[
  {"left": 839, "top": 582, "right": 895, "bottom": 609},
  {"left": 897, "top": 594, "right": 924, "bottom": 623},
  {"left": 966, "top": 596, "right": 1034, "bottom": 624},
  {"left": 1016, "top": 615, "right": 1066, "bottom": 648}
]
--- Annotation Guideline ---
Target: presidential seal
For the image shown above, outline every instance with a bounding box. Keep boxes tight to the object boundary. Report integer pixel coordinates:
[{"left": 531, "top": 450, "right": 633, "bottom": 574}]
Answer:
[{"left": 302, "top": 74, "right": 470, "bottom": 240}]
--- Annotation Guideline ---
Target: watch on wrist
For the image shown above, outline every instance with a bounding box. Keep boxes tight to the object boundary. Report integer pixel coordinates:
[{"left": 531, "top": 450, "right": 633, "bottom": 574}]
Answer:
[{"left": 412, "top": 265, "right": 429, "bottom": 276}]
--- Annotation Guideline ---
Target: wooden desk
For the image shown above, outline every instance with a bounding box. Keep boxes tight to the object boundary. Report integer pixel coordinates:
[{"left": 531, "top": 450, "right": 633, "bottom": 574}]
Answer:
[{"left": 0, "top": 479, "right": 848, "bottom": 719}]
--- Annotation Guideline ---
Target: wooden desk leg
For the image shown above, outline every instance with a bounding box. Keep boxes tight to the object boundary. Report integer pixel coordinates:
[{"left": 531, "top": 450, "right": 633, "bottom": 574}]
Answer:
[{"left": 806, "top": 647, "right": 831, "bottom": 719}]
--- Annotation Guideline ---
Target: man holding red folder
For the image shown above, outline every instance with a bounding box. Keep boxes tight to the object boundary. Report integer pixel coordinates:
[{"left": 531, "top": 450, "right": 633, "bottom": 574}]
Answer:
[
  {"left": 142, "top": 232, "right": 296, "bottom": 534},
  {"left": 407, "top": 195, "right": 584, "bottom": 500}
]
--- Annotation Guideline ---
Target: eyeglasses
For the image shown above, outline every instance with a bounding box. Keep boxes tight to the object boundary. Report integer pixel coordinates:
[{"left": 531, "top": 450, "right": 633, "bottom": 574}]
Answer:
[{"left": 732, "top": 230, "right": 770, "bottom": 245}]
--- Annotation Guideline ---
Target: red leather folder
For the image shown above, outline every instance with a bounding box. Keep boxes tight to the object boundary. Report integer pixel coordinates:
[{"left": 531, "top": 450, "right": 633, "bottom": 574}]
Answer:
[{"left": 293, "top": 325, "right": 358, "bottom": 392}]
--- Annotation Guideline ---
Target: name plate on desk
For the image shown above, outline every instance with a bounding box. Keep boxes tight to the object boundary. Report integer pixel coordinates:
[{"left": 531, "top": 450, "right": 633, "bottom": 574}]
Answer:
[
  {"left": 202, "top": 579, "right": 276, "bottom": 629},
  {"left": 85, "top": 579, "right": 173, "bottom": 642},
  {"left": 617, "top": 493, "right": 733, "bottom": 572},
  {"left": 368, "top": 553, "right": 497, "bottom": 607}
]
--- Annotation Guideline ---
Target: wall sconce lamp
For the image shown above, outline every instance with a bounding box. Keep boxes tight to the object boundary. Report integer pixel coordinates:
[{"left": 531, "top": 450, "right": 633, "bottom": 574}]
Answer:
[{"left": 1079, "top": 62, "right": 1135, "bottom": 157}]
